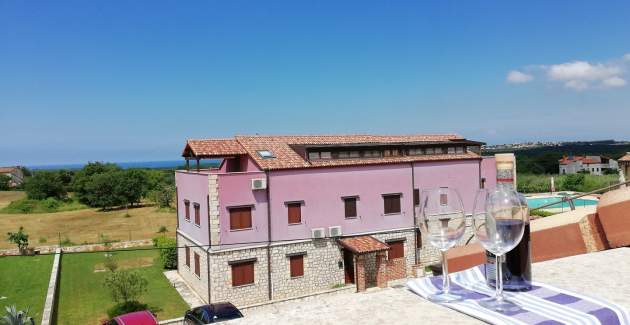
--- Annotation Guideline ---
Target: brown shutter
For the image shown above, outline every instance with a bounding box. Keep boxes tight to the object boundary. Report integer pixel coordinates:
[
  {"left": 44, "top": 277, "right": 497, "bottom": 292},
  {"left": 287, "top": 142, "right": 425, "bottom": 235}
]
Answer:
[
  {"left": 383, "top": 194, "right": 401, "bottom": 214},
  {"left": 232, "top": 261, "right": 255, "bottom": 286},
  {"left": 194, "top": 253, "right": 200, "bottom": 276},
  {"left": 392, "top": 195, "right": 401, "bottom": 213},
  {"left": 184, "top": 200, "right": 190, "bottom": 220},
  {"left": 388, "top": 241, "right": 404, "bottom": 259},
  {"left": 289, "top": 255, "right": 304, "bottom": 277},
  {"left": 185, "top": 246, "right": 190, "bottom": 267},
  {"left": 194, "top": 203, "right": 200, "bottom": 225},
  {"left": 413, "top": 189, "right": 420, "bottom": 206},
  {"left": 287, "top": 203, "right": 301, "bottom": 224},
  {"left": 344, "top": 198, "right": 357, "bottom": 218},
  {"left": 415, "top": 229, "right": 422, "bottom": 249},
  {"left": 230, "top": 207, "right": 252, "bottom": 230}
]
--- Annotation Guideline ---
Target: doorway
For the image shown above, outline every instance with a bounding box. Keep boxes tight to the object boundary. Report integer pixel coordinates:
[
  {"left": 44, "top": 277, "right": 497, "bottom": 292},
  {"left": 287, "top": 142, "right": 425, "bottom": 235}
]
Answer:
[{"left": 343, "top": 250, "right": 355, "bottom": 284}]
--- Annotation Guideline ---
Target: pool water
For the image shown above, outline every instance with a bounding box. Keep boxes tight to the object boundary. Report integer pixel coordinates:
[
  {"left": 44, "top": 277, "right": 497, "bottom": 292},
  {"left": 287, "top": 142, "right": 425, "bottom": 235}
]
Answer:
[{"left": 527, "top": 196, "right": 598, "bottom": 209}]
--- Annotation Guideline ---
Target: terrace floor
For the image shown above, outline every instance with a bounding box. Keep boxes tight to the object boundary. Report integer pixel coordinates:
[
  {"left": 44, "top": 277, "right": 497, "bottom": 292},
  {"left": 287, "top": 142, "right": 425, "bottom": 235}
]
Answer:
[{"left": 228, "top": 247, "right": 630, "bottom": 325}]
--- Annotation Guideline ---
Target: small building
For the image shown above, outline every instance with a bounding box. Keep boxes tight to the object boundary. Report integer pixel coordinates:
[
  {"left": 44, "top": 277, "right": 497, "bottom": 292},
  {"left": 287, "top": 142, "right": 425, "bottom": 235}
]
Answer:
[
  {"left": 618, "top": 152, "right": 630, "bottom": 181},
  {"left": 0, "top": 166, "right": 25, "bottom": 187},
  {"left": 558, "top": 155, "right": 618, "bottom": 175},
  {"left": 174, "top": 133, "right": 500, "bottom": 306}
]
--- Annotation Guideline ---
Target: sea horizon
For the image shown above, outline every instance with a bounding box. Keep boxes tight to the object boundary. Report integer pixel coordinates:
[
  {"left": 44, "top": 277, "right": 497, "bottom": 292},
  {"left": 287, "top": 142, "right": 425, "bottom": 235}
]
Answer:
[{"left": 26, "top": 159, "right": 210, "bottom": 171}]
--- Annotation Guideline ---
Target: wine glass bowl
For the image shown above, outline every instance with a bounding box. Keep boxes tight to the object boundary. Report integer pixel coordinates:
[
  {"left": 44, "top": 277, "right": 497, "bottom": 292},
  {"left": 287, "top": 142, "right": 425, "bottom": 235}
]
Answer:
[
  {"left": 473, "top": 189, "right": 527, "bottom": 312},
  {"left": 419, "top": 187, "right": 466, "bottom": 303}
]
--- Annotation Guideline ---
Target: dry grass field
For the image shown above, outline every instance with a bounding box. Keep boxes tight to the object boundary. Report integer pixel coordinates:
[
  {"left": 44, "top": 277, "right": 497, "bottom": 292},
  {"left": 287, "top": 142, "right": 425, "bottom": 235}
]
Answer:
[
  {"left": 0, "top": 191, "right": 176, "bottom": 249},
  {"left": 0, "top": 191, "right": 26, "bottom": 208}
]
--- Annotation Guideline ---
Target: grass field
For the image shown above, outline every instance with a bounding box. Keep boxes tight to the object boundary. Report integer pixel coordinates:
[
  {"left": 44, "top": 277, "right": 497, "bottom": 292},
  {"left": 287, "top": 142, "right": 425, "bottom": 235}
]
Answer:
[
  {"left": 0, "top": 254, "right": 54, "bottom": 321},
  {"left": 0, "top": 191, "right": 176, "bottom": 249},
  {"left": 55, "top": 249, "right": 189, "bottom": 325},
  {"left": 0, "top": 191, "right": 26, "bottom": 208}
]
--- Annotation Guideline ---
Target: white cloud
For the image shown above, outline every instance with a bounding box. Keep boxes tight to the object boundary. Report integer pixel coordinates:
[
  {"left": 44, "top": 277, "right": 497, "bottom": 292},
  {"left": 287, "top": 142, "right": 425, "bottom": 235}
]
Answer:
[
  {"left": 508, "top": 54, "right": 629, "bottom": 91},
  {"left": 602, "top": 76, "right": 626, "bottom": 87},
  {"left": 506, "top": 70, "right": 533, "bottom": 83}
]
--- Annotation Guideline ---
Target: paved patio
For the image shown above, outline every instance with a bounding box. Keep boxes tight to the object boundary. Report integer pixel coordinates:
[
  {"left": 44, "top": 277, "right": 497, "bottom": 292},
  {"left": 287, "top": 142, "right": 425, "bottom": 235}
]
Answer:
[
  {"left": 163, "top": 270, "right": 205, "bottom": 308},
  {"left": 226, "top": 248, "right": 630, "bottom": 325}
]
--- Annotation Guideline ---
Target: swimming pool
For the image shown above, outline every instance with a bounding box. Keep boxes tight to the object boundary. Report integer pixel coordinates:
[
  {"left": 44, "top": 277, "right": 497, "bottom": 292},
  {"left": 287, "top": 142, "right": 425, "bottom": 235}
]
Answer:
[{"left": 526, "top": 196, "right": 599, "bottom": 209}]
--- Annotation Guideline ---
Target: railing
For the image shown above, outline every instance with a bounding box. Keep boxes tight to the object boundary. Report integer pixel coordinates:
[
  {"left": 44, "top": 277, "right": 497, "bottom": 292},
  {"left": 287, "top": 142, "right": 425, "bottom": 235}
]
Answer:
[{"left": 530, "top": 179, "right": 630, "bottom": 212}]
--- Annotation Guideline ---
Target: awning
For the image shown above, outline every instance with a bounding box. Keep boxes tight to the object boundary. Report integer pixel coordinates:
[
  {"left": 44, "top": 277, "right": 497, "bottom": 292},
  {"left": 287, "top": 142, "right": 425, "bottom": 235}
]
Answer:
[{"left": 338, "top": 235, "right": 389, "bottom": 254}]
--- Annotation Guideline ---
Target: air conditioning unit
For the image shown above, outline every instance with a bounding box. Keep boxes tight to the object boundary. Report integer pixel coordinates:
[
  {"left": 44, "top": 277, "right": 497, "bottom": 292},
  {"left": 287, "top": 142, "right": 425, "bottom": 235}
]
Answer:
[
  {"left": 311, "top": 228, "right": 325, "bottom": 239},
  {"left": 329, "top": 226, "right": 342, "bottom": 237},
  {"left": 251, "top": 178, "right": 267, "bottom": 190}
]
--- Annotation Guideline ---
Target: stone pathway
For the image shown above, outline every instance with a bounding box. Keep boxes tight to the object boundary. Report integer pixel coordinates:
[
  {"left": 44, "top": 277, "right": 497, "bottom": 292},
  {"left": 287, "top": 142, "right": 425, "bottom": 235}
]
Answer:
[{"left": 164, "top": 270, "right": 205, "bottom": 308}]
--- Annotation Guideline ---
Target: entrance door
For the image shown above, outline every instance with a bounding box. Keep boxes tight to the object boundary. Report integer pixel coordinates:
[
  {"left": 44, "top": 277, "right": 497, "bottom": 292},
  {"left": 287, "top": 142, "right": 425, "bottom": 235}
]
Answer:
[{"left": 343, "top": 250, "right": 355, "bottom": 284}]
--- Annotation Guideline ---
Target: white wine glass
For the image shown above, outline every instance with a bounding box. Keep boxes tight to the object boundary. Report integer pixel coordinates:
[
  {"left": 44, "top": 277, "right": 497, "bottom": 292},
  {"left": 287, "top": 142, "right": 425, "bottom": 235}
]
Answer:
[
  {"left": 473, "top": 189, "right": 527, "bottom": 312},
  {"left": 419, "top": 187, "right": 466, "bottom": 302}
]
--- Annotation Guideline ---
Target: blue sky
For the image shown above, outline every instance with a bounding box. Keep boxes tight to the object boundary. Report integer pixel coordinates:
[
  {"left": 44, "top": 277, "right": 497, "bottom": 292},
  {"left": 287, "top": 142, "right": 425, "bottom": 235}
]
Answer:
[{"left": 1, "top": 1, "right": 630, "bottom": 166}]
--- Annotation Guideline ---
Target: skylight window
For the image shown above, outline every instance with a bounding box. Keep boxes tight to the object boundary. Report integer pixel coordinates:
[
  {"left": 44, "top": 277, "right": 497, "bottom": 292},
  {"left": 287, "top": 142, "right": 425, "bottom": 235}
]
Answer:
[{"left": 257, "top": 150, "right": 276, "bottom": 159}]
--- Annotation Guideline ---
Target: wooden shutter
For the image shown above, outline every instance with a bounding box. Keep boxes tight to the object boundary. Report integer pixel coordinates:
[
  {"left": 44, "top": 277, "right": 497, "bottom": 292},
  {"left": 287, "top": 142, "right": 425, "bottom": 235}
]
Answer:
[
  {"left": 230, "top": 207, "right": 252, "bottom": 230},
  {"left": 232, "top": 261, "right": 255, "bottom": 286},
  {"left": 344, "top": 198, "right": 357, "bottom": 218},
  {"left": 194, "top": 203, "right": 200, "bottom": 225},
  {"left": 384, "top": 194, "right": 401, "bottom": 214},
  {"left": 184, "top": 200, "right": 190, "bottom": 221},
  {"left": 185, "top": 246, "right": 190, "bottom": 267},
  {"left": 415, "top": 229, "right": 422, "bottom": 249},
  {"left": 194, "top": 253, "right": 200, "bottom": 276},
  {"left": 413, "top": 189, "right": 420, "bottom": 206},
  {"left": 287, "top": 203, "right": 301, "bottom": 224},
  {"left": 289, "top": 255, "right": 304, "bottom": 277},
  {"left": 388, "top": 241, "right": 404, "bottom": 259}
]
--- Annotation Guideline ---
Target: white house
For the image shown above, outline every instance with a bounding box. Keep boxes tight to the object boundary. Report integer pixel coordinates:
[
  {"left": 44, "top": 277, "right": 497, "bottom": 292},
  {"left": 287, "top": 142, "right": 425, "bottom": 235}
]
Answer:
[{"left": 559, "top": 155, "right": 618, "bottom": 176}]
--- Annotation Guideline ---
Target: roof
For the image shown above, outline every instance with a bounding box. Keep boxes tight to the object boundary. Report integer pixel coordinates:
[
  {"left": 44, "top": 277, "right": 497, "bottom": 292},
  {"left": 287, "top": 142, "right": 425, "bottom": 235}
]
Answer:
[
  {"left": 338, "top": 235, "right": 390, "bottom": 254},
  {"left": 619, "top": 153, "right": 630, "bottom": 162},
  {"left": 0, "top": 167, "right": 19, "bottom": 173},
  {"left": 559, "top": 155, "right": 602, "bottom": 165},
  {"left": 182, "top": 134, "right": 482, "bottom": 170}
]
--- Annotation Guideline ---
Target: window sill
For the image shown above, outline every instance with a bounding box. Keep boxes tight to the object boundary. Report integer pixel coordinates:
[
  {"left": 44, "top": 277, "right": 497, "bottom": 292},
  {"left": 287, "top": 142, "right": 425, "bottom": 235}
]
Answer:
[
  {"left": 232, "top": 283, "right": 255, "bottom": 288},
  {"left": 290, "top": 275, "right": 304, "bottom": 279},
  {"left": 344, "top": 216, "right": 359, "bottom": 220},
  {"left": 230, "top": 228, "right": 253, "bottom": 232},
  {"left": 194, "top": 223, "right": 201, "bottom": 228},
  {"left": 288, "top": 222, "right": 303, "bottom": 226},
  {"left": 382, "top": 212, "right": 402, "bottom": 216}
]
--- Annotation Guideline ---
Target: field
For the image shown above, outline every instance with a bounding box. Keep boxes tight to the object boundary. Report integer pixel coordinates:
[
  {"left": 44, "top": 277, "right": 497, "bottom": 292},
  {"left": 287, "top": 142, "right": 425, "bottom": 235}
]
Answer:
[
  {"left": 0, "top": 191, "right": 176, "bottom": 249},
  {"left": 0, "top": 191, "right": 26, "bottom": 208},
  {"left": 55, "top": 249, "right": 189, "bottom": 325},
  {"left": 0, "top": 254, "right": 55, "bottom": 321}
]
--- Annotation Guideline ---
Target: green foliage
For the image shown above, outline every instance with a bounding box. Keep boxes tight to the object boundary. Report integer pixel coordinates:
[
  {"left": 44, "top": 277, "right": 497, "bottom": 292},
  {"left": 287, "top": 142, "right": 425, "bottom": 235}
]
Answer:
[
  {"left": 104, "top": 256, "right": 118, "bottom": 273},
  {"left": 152, "top": 236, "right": 177, "bottom": 269},
  {"left": 157, "top": 226, "right": 168, "bottom": 234},
  {"left": 530, "top": 210, "right": 555, "bottom": 218},
  {"left": 148, "top": 184, "right": 175, "bottom": 209},
  {"left": 60, "top": 237, "right": 75, "bottom": 246},
  {"left": 38, "top": 237, "right": 47, "bottom": 243},
  {"left": 0, "top": 174, "right": 11, "bottom": 191},
  {"left": 72, "top": 162, "right": 122, "bottom": 206},
  {"left": 115, "top": 169, "right": 149, "bottom": 207},
  {"left": 23, "top": 171, "right": 67, "bottom": 200},
  {"left": 562, "top": 173, "right": 586, "bottom": 191},
  {"left": 1, "top": 305, "right": 35, "bottom": 325},
  {"left": 106, "top": 301, "right": 150, "bottom": 319},
  {"left": 103, "top": 270, "right": 148, "bottom": 304},
  {"left": 518, "top": 173, "right": 619, "bottom": 193},
  {"left": 0, "top": 197, "right": 86, "bottom": 214},
  {"left": 6, "top": 227, "right": 29, "bottom": 251}
]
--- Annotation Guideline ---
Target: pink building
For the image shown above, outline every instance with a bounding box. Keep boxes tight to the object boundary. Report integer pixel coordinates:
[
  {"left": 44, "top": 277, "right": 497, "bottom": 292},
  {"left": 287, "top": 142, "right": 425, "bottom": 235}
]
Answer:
[{"left": 175, "top": 134, "right": 497, "bottom": 306}]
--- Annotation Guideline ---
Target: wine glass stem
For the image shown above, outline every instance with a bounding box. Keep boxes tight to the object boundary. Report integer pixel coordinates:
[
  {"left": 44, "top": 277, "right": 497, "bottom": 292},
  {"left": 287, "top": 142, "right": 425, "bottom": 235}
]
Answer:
[
  {"left": 495, "top": 254, "right": 504, "bottom": 301},
  {"left": 441, "top": 250, "right": 450, "bottom": 294}
]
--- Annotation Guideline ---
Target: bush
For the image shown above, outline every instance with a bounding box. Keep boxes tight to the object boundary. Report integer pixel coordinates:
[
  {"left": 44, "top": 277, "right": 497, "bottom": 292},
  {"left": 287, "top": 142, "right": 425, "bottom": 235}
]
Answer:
[
  {"left": 3, "top": 199, "right": 39, "bottom": 213},
  {"left": 530, "top": 209, "right": 555, "bottom": 218},
  {"left": 7, "top": 227, "right": 29, "bottom": 252},
  {"left": 0, "top": 174, "right": 11, "bottom": 190},
  {"left": 561, "top": 173, "right": 585, "bottom": 191},
  {"left": 104, "top": 256, "right": 118, "bottom": 272},
  {"left": 24, "top": 171, "right": 67, "bottom": 200},
  {"left": 106, "top": 301, "right": 149, "bottom": 319},
  {"left": 153, "top": 236, "right": 177, "bottom": 269},
  {"left": 103, "top": 270, "right": 148, "bottom": 304}
]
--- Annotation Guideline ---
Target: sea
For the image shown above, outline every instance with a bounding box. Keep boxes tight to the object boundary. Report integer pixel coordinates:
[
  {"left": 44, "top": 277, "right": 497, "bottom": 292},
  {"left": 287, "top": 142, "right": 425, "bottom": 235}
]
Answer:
[{"left": 28, "top": 160, "right": 221, "bottom": 171}]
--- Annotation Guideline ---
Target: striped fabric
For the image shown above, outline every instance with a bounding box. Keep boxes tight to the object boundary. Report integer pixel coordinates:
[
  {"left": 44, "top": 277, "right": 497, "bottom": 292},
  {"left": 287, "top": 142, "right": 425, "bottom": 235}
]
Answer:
[{"left": 406, "top": 267, "right": 630, "bottom": 325}]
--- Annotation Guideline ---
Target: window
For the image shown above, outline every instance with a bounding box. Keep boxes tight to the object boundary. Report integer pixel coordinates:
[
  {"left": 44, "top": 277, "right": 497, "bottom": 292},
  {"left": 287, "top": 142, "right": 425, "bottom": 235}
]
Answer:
[
  {"left": 231, "top": 261, "right": 255, "bottom": 286},
  {"left": 434, "top": 147, "right": 444, "bottom": 154},
  {"left": 194, "top": 252, "right": 200, "bottom": 277},
  {"left": 229, "top": 206, "right": 252, "bottom": 230},
  {"left": 308, "top": 152, "right": 319, "bottom": 160},
  {"left": 413, "top": 189, "right": 420, "bottom": 206},
  {"left": 338, "top": 151, "right": 359, "bottom": 159},
  {"left": 409, "top": 148, "right": 424, "bottom": 156},
  {"left": 184, "top": 200, "right": 190, "bottom": 221},
  {"left": 287, "top": 202, "right": 302, "bottom": 224},
  {"left": 415, "top": 229, "right": 422, "bottom": 249},
  {"left": 388, "top": 240, "right": 405, "bottom": 259},
  {"left": 425, "top": 148, "right": 435, "bottom": 154},
  {"left": 185, "top": 246, "right": 190, "bottom": 267},
  {"left": 320, "top": 151, "right": 332, "bottom": 159},
  {"left": 456, "top": 146, "right": 465, "bottom": 154},
  {"left": 363, "top": 150, "right": 381, "bottom": 158},
  {"left": 447, "top": 147, "right": 456, "bottom": 154},
  {"left": 289, "top": 255, "right": 304, "bottom": 277},
  {"left": 384, "top": 149, "right": 399, "bottom": 157},
  {"left": 193, "top": 203, "right": 201, "bottom": 226},
  {"left": 383, "top": 194, "right": 401, "bottom": 214},
  {"left": 343, "top": 197, "right": 357, "bottom": 218},
  {"left": 257, "top": 150, "right": 275, "bottom": 159}
]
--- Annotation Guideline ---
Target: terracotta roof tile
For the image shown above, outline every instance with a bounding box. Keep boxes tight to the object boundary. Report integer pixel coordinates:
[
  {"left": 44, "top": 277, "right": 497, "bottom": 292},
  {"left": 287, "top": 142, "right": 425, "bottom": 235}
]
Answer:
[
  {"left": 619, "top": 153, "right": 630, "bottom": 162},
  {"left": 338, "top": 235, "right": 390, "bottom": 254},
  {"left": 0, "top": 167, "right": 19, "bottom": 173},
  {"left": 183, "top": 139, "right": 247, "bottom": 157}
]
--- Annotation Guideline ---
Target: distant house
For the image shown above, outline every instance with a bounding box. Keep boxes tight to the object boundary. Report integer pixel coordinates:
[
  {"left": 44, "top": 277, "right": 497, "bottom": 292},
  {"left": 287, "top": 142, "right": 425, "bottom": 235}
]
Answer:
[
  {"left": 0, "top": 166, "right": 25, "bottom": 187},
  {"left": 619, "top": 152, "right": 630, "bottom": 181},
  {"left": 558, "top": 155, "right": 618, "bottom": 175}
]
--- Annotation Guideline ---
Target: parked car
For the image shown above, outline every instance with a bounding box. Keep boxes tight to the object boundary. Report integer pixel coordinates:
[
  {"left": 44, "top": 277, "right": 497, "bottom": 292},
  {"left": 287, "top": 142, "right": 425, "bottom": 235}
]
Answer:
[
  {"left": 184, "top": 303, "right": 244, "bottom": 324},
  {"left": 103, "top": 310, "right": 159, "bottom": 325}
]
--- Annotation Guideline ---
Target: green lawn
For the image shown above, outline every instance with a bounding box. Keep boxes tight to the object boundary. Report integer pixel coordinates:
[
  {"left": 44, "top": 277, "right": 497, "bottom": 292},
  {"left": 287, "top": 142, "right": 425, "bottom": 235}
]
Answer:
[
  {"left": 55, "top": 249, "right": 189, "bottom": 325},
  {"left": 0, "top": 254, "right": 54, "bottom": 322}
]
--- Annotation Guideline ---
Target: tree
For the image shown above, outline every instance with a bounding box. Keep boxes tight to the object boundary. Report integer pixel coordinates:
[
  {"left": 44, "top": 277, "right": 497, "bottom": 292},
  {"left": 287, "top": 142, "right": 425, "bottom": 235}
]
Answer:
[
  {"left": 1, "top": 305, "right": 34, "bottom": 325},
  {"left": 103, "top": 270, "right": 148, "bottom": 304},
  {"left": 72, "top": 162, "right": 121, "bottom": 205},
  {"left": 562, "top": 173, "right": 585, "bottom": 191},
  {"left": 149, "top": 183, "right": 175, "bottom": 208},
  {"left": 153, "top": 236, "right": 177, "bottom": 269},
  {"left": 114, "top": 170, "right": 148, "bottom": 207},
  {"left": 83, "top": 172, "right": 125, "bottom": 210},
  {"left": 7, "top": 227, "right": 29, "bottom": 252},
  {"left": 0, "top": 174, "right": 11, "bottom": 191},
  {"left": 23, "top": 171, "right": 67, "bottom": 200}
]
